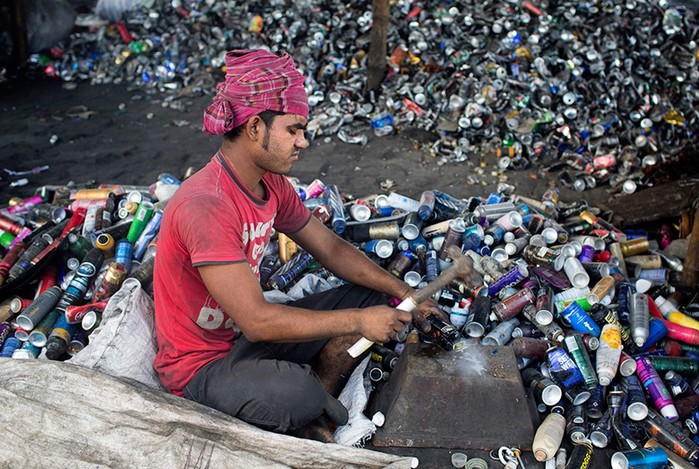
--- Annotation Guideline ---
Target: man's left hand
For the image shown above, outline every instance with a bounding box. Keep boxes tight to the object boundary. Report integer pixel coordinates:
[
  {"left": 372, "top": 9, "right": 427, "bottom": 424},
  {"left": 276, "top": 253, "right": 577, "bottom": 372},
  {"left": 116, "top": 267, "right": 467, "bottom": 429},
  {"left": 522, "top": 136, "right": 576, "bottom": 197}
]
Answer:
[{"left": 410, "top": 299, "right": 448, "bottom": 333}]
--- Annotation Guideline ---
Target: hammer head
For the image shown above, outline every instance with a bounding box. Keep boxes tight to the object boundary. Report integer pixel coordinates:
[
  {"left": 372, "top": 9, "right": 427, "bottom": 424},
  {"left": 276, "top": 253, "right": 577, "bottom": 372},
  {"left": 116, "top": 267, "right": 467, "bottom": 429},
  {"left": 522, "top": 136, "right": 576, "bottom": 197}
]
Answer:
[{"left": 447, "top": 245, "right": 482, "bottom": 286}]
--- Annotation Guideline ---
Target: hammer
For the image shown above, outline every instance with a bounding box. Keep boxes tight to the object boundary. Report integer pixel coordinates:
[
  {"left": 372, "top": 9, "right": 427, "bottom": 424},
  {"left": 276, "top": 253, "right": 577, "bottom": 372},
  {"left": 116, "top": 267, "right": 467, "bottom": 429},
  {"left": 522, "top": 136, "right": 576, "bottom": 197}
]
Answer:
[{"left": 347, "top": 245, "right": 478, "bottom": 357}]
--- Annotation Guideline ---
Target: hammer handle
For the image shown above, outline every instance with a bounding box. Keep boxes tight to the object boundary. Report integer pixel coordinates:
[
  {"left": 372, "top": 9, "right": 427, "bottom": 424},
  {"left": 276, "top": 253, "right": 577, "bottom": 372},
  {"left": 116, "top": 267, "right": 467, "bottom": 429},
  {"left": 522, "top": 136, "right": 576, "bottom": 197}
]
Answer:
[
  {"left": 347, "top": 297, "right": 417, "bottom": 358},
  {"left": 347, "top": 263, "right": 465, "bottom": 358}
]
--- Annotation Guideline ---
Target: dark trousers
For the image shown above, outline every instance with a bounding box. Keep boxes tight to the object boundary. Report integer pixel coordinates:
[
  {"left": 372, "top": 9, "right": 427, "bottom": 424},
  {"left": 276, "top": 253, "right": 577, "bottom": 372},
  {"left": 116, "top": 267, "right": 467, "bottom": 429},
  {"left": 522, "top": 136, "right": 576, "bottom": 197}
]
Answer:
[{"left": 183, "top": 285, "right": 386, "bottom": 433}]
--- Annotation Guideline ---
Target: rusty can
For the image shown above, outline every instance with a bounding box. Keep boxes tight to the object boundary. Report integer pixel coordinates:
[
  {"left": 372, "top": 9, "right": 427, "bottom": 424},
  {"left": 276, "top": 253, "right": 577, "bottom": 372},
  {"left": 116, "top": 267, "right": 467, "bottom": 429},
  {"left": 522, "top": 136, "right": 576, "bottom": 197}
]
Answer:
[
  {"left": 491, "top": 287, "right": 536, "bottom": 321},
  {"left": 387, "top": 251, "right": 417, "bottom": 278}
]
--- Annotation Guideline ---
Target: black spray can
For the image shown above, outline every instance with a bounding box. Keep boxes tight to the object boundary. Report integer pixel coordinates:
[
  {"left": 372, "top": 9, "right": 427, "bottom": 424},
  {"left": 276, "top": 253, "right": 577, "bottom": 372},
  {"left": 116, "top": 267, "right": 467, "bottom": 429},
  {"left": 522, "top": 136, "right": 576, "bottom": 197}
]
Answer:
[
  {"left": 464, "top": 294, "right": 490, "bottom": 338},
  {"left": 565, "top": 441, "right": 594, "bottom": 469}
]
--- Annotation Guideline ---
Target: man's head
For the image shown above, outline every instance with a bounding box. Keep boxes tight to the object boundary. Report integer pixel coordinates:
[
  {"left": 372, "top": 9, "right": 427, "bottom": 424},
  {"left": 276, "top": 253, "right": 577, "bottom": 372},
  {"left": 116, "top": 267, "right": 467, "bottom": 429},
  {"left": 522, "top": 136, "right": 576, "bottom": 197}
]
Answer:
[
  {"left": 203, "top": 49, "right": 309, "bottom": 136},
  {"left": 226, "top": 109, "right": 308, "bottom": 175},
  {"left": 203, "top": 49, "right": 309, "bottom": 175}
]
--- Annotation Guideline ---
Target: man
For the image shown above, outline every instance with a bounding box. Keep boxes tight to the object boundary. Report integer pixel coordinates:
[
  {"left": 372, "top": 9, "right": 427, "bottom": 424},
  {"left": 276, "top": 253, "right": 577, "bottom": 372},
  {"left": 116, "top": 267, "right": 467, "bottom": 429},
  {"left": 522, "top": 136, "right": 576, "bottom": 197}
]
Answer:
[{"left": 153, "top": 49, "right": 440, "bottom": 442}]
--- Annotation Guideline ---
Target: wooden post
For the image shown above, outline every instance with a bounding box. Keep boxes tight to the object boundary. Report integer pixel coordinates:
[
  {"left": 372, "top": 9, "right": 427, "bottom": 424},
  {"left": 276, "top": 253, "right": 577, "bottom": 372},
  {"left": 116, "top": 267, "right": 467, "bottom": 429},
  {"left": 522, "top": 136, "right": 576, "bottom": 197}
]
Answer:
[
  {"left": 10, "top": 0, "right": 28, "bottom": 70},
  {"left": 366, "top": 0, "right": 389, "bottom": 93},
  {"left": 681, "top": 204, "right": 699, "bottom": 290}
]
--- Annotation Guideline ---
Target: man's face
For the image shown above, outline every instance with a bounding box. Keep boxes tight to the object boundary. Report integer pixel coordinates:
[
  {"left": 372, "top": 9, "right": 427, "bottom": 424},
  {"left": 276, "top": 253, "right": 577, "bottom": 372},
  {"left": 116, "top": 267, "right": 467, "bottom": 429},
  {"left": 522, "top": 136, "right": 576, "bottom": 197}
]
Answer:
[{"left": 256, "top": 114, "right": 308, "bottom": 174}]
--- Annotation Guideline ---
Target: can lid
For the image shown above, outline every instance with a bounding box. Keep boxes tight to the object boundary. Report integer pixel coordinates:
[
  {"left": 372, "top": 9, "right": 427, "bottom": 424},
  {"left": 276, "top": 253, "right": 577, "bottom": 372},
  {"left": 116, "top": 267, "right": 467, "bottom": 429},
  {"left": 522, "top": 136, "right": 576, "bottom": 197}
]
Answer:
[
  {"left": 570, "top": 430, "right": 586, "bottom": 443},
  {"left": 619, "top": 360, "right": 636, "bottom": 377},
  {"left": 508, "top": 211, "right": 523, "bottom": 228},
  {"left": 9, "top": 297, "right": 24, "bottom": 313},
  {"left": 374, "top": 239, "right": 394, "bottom": 259},
  {"left": 589, "top": 431, "right": 608, "bottom": 448},
  {"left": 371, "top": 412, "right": 385, "bottom": 427},
  {"left": 401, "top": 224, "right": 420, "bottom": 241},
  {"left": 491, "top": 248, "right": 509, "bottom": 263},
  {"left": 127, "top": 191, "right": 143, "bottom": 204},
  {"left": 465, "top": 322, "right": 485, "bottom": 338},
  {"left": 404, "top": 271, "right": 422, "bottom": 288},
  {"left": 28, "top": 331, "right": 47, "bottom": 348},
  {"left": 542, "top": 384, "right": 562, "bottom": 406},
  {"left": 627, "top": 402, "right": 648, "bottom": 421},
  {"left": 592, "top": 238, "right": 606, "bottom": 252},
  {"left": 586, "top": 293, "right": 600, "bottom": 305},
  {"left": 535, "top": 309, "right": 553, "bottom": 326},
  {"left": 560, "top": 244, "right": 577, "bottom": 258},
  {"left": 82, "top": 310, "right": 101, "bottom": 331},
  {"left": 13, "top": 328, "right": 30, "bottom": 341},
  {"left": 534, "top": 449, "right": 549, "bottom": 462},
  {"left": 572, "top": 389, "right": 591, "bottom": 405},
  {"left": 571, "top": 271, "right": 590, "bottom": 289},
  {"left": 349, "top": 203, "right": 372, "bottom": 222},
  {"left": 67, "top": 257, "right": 80, "bottom": 271},
  {"left": 609, "top": 452, "right": 628, "bottom": 469},
  {"left": 542, "top": 227, "right": 558, "bottom": 244},
  {"left": 51, "top": 207, "right": 67, "bottom": 224},
  {"left": 15, "top": 315, "right": 33, "bottom": 331},
  {"left": 660, "top": 405, "right": 679, "bottom": 422},
  {"left": 622, "top": 180, "right": 637, "bottom": 194},
  {"left": 374, "top": 194, "right": 390, "bottom": 209}
]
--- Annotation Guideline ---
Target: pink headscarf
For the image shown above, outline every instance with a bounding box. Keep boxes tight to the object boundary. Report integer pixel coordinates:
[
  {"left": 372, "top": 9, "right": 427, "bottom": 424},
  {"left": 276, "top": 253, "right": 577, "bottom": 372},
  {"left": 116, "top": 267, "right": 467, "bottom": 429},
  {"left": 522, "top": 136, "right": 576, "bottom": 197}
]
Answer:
[{"left": 202, "top": 49, "right": 309, "bottom": 135}]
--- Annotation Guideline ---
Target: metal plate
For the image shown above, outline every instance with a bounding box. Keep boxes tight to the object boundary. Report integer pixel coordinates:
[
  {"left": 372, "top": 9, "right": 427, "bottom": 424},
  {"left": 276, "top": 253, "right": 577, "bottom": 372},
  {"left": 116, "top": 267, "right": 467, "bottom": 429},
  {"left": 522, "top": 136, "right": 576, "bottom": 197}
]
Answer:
[{"left": 371, "top": 343, "right": 535, "bottom": 450}]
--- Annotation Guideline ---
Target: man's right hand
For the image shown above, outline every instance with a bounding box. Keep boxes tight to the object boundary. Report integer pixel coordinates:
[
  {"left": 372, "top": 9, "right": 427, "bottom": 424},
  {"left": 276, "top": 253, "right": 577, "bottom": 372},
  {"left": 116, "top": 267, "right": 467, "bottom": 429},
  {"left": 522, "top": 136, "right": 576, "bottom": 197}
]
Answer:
[{"left": 358, "top": 306, "right": 413, "bottom": 343}]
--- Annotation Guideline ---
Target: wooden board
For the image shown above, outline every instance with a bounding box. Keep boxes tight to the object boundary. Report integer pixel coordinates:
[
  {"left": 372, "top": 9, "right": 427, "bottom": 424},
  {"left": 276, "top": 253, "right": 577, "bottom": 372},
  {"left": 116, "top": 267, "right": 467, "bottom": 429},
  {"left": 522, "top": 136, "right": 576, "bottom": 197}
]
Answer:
[{"left": 600, "top": 178, "right": 699, "bottom": 228}]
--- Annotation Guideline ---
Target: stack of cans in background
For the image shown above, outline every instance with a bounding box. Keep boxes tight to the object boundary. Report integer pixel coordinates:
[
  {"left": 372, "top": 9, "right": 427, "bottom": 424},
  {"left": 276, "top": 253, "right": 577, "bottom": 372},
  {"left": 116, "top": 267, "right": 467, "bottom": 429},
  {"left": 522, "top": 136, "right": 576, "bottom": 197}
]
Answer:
[
  {"left": 1, "top": 173, "right": 698, "bottom": 466},
  {"left": 24, "top": 0, "right": 699, "bottom": 193}
]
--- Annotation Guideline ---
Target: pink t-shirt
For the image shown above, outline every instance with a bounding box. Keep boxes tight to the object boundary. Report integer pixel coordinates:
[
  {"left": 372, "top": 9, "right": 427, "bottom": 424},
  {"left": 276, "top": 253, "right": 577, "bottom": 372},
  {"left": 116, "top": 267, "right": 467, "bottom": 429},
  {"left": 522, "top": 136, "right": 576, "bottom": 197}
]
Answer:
[{"left": 153, "top": 152, "right": 311, "bottom": 396}]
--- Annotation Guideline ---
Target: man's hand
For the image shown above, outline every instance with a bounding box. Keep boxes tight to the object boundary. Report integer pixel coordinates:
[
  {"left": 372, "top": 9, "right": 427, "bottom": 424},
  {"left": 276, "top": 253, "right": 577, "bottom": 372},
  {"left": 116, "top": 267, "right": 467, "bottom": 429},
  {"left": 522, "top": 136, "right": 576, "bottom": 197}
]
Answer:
[
  {"left": 410, "top": 299, "right": 448, "bottom": 333},
  {"left": 357, "top": 306, "right": 412, "bottom": 343}
]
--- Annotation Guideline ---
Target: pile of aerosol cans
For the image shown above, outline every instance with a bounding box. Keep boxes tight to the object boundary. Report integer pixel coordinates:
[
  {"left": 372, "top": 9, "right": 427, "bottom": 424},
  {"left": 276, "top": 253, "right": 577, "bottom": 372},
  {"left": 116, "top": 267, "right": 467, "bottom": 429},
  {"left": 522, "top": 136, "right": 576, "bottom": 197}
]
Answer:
[
  {"left": 279, "top": 177, "right": 696, "bottom": 468},
  {"left": 0, "top": 174, "right": 180, "bottom": 360},
  {"left": 28, "top": 0, "right": 698, "bottom": 193},
  {"left": 1, "top": 173, "right": 698, "bottom": 467}
]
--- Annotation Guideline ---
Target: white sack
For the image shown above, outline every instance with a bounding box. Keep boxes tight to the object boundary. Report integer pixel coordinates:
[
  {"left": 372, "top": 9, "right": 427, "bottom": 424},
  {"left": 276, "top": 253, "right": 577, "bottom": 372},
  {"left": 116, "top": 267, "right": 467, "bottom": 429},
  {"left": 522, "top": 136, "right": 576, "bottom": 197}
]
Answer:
[
  {"left": 334, "top": 356, "right": 377, "bottom": 447},
  {"left": 69, "top": 277, "right": 162, "bottom": 390},
  {"left": 0, "top": 360, "right": 414, "bottom": 468}
]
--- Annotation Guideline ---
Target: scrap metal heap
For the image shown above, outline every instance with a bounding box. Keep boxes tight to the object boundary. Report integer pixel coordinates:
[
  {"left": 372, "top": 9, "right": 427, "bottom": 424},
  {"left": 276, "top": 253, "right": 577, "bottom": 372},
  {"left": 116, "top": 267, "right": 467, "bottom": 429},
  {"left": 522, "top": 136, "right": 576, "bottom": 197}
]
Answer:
[
  {"left": 0, "top": 174, "right": 698, "bottom": 465},
  {"left": 24, "top": 0, "right": 699, "bottom": 192}
]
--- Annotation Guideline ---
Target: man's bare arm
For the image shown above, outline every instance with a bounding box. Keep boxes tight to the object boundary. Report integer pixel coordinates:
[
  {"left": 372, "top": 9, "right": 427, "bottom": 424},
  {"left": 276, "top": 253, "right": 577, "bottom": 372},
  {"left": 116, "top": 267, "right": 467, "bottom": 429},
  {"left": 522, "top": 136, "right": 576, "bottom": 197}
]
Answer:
[
  {"left": 289, "top": 217, "right": 413, "bottom": 300},
  {"left": 198, "top": 261, "right": 411, "bottom": 343}
]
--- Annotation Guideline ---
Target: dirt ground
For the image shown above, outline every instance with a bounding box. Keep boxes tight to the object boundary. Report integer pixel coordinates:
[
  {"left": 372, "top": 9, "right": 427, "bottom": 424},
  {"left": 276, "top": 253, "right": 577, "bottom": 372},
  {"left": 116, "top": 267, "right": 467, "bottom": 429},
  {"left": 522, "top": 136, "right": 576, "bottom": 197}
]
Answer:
[{"left": 0, "top": 77, "right": 622, "bottom": 211}]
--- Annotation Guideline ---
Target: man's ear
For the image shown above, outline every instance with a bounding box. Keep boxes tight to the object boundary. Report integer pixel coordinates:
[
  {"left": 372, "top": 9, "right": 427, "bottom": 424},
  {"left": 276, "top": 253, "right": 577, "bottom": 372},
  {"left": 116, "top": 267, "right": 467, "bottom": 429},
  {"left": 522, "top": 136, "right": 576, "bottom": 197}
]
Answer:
[{"left": 246, "top": 115, "right": 263, "bottom": 141}]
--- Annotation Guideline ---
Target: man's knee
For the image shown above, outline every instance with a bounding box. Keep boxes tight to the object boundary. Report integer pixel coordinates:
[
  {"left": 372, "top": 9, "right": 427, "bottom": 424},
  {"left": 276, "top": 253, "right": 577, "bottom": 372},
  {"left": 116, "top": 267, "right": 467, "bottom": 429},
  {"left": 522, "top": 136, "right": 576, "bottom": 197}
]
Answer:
[
  {"left": 237, "top": 362, "right": 330, "bottom": 432},
  {"left": 274, "top": 364, "right": 330, "bottom": 430}
]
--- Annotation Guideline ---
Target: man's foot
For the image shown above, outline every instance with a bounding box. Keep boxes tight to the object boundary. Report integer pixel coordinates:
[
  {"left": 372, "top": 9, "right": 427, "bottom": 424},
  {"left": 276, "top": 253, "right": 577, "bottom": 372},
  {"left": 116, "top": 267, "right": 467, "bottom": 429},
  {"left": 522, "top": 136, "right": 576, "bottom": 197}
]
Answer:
[{"left": 290, "top": 418, "right": 336, "bottom": 443}]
